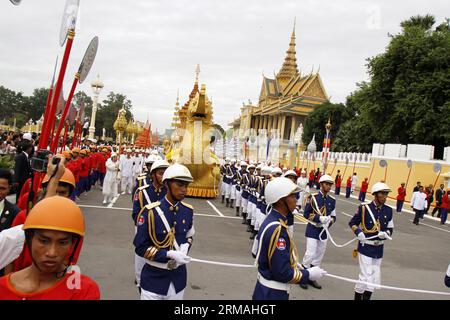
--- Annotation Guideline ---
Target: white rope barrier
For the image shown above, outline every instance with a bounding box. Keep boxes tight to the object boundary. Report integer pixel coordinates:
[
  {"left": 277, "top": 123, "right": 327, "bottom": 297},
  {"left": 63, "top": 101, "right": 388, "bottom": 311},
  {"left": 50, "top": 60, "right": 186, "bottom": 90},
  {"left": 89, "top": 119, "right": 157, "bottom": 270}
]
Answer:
[{"left": 190, "top": 257, "right": 450, "bottom": 296}]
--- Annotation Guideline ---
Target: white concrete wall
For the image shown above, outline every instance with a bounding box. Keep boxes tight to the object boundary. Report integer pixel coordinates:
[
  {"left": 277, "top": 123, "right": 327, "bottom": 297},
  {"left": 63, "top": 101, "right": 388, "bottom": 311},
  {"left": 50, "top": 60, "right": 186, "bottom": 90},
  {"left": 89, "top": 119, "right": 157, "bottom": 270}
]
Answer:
[{"left": 406, "top": 144, "right": 434, "bottom": 161}]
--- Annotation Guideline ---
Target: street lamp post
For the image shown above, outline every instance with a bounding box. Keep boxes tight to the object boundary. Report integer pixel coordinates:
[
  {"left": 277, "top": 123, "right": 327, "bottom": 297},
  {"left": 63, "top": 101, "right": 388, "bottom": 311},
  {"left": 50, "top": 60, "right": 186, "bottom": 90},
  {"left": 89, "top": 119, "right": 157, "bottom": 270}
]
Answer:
[{"left": 89, "top": 74, "right": 104, "bottom": 139}]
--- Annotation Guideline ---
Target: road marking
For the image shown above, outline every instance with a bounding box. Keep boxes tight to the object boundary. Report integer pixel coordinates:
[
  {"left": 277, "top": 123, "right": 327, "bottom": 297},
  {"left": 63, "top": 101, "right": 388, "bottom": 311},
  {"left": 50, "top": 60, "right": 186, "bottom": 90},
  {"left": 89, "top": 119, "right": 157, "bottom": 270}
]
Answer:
[
  {"left": 408, "top": 220, "right": 450, "bottom": 234},
  {"left": 207, "top": 200, "right": 224, "bottom": 217},
  {"left": 340, "top": 211, "right": 353, "bottom": 218},
  {"left": 196, "top": 213, "right": 239, "bottom": 220},
  {"left": 79, "top": 204, "right": 131, "bottom": 211},
  {"left": 107, "top": 194, "right": 120, "bottom": 208}
]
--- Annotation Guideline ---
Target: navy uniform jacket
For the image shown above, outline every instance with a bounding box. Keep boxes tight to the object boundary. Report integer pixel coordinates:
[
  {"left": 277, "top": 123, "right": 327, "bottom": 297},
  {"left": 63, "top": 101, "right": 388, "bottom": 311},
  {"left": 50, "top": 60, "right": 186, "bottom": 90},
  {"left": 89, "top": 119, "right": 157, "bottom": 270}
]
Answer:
[
  {"left": 132, "top": 173, "right": 152, "bottom": 201},
  {"left": 230, "top": 166, "right": 238, "bottom": 186},
  {"left": 132, "top": 183, "right": 167, "bottom": 225},
  {"left": 258, "top": 178, "right": 270, "bottom": 215},
  {"left": 303, "top": 191, "right": 336, "bottom": 240},
  {"left": 241, "top": 172, "right": 251, "bottom": 199},
  {"left": 235, "top": 170, "right": 244, "bottom": 192},
  {"left": 445, "top": 274, "right": 450, "bottom": 288},
  {"left": 349, "top": 201, "right": 394, "bottom": 259},
  {"left": 133, "top": 197, "right": 194, "bottom": 295},
  {"left": 253, "top": 209, "right": 309, "bottom": 300}
]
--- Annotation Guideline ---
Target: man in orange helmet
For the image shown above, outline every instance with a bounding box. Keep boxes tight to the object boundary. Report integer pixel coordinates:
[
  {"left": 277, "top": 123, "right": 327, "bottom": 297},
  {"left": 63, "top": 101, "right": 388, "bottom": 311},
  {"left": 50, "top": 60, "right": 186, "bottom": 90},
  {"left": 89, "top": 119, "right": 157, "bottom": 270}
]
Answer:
[{"left": 0, "top": 196, "right": 100, "bottom": 300}]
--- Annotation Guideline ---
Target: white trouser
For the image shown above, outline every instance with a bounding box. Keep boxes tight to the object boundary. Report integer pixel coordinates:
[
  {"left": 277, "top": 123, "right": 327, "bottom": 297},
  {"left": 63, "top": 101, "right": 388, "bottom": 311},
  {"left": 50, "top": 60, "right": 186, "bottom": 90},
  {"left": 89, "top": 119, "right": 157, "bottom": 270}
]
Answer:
[
  {"left": 241, "top": 198, "right": 248, "bottom": 213},
  {"left": 140, "top": 282, "right": 185, "bottom": 300},
  {"left": 351, "top": 183, "right": 356, "bottom": 192},
  {"left": 121, "top": 176, "right": 134, "bottom": 193},
  {"left": 235, "top": 189, "right": 242, "bottom": 207},
  {"left": 230, "top": 185, "right": 236, "bottom": 200},
  {"left": 254, "top": 207, "right": 266, "bottom": 231},
  {"left": 225, "top": 183, "right": 231, "bottom": 198},
  {"left": 302, "top": 237, "right": 327, "bottom": 268},
  {"left": 134, "top": 227, "right": 145, "bottom": 286},
  {"left": 221, "top": 181, "right": 226, "bottom": 196},
  {"left": 355, "top": 253, "right": 382, "bottom": 293},
  {"left": 247, "top": 200, "right": 255, "bottom": 223}
]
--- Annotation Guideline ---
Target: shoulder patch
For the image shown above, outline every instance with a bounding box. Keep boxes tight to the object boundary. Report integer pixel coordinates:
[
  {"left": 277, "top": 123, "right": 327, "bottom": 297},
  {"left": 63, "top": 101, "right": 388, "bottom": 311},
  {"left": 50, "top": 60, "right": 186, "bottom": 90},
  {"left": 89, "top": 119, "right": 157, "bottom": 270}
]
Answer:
[
  {"left": 145, "top": 202, "right": 160, "bottom": 210},
  {"left": 276, "top": 237, "right": 286, "bottom": 251},
  {"left": 181, "top": 202, "right": 194, "bottom": 210},
  {"left": 328, "top": 195, "right": 335, "bottom": 200}
]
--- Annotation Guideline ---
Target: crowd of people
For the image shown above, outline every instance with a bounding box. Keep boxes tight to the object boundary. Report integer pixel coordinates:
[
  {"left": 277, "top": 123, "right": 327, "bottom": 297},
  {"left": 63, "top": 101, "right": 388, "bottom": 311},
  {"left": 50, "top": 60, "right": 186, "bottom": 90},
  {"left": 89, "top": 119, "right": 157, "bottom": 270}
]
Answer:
[{"left": 0, "top": 131, "right": 449, "bottom": 300}]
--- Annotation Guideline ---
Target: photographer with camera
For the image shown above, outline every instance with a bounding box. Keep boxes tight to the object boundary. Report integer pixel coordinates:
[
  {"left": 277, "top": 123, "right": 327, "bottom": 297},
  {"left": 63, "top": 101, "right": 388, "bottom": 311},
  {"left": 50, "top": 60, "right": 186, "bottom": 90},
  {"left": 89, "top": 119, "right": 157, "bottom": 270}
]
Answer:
[
  {"left": 6, "top": 154, "right": 83, "bottom": 274},
  {"left": 13, "top": 141, "right": 33, "bottom": 203}
]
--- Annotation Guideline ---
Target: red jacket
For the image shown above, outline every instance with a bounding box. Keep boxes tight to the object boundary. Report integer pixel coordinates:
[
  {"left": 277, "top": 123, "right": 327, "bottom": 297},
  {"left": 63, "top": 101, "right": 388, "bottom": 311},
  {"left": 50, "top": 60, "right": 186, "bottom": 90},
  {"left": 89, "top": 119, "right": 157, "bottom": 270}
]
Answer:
[
  {"left": 361, "top": 181, "right": 369, "bottom": 193},
  {"left": 79, "top": 157, "right": 90, "bottom": 177},
  {"left": 309, "top": 172, "right": 314, "bottom": 182},
  {"left": 67, "top": 158, "right": 81, "bottom": 182},
  {"left": 346, "top": 177, "right": 352, "bottom": 188},
  {"left": 396, "top": 187, "right": 406, "bottom": 201},
  {"left": 442, "top": 193, "right": 449, "bottom": 209},
  {"left": 98, "top": 154, "right": 107, "bottom": 174},
  {"left": 335, "top": 176, "right": 342, "bottom": 188}
]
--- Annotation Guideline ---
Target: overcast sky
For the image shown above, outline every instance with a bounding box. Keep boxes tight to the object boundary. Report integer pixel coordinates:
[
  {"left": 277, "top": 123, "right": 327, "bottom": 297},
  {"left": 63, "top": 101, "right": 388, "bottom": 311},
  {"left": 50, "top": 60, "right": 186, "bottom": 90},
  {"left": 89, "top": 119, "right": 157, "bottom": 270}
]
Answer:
[{"left": 0, "top": 0, "right": 448, "bottom": 133}]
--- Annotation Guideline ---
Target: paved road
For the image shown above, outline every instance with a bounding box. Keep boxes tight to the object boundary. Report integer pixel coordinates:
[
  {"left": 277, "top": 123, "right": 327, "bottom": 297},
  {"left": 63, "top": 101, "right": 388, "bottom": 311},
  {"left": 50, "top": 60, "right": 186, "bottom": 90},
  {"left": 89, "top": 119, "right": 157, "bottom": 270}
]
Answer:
[{"left": 74, "top": 187, "right": 450, "bottom": 300}]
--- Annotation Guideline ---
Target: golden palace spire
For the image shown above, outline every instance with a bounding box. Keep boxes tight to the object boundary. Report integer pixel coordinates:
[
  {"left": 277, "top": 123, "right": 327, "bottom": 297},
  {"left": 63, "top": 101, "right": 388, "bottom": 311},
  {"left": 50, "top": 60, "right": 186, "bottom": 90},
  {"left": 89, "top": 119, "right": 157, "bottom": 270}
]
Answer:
[{"left": 276, "top": 19, "right": 299, "bottom": 85}]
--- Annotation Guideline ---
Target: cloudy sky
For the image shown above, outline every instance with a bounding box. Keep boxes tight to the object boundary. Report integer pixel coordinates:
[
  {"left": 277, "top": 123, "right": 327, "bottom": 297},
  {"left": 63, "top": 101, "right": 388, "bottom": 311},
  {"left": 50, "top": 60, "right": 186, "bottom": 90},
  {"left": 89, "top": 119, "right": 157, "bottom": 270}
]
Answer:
[{"left": 0, "top": 0, "right": 447, "bottom": 133}]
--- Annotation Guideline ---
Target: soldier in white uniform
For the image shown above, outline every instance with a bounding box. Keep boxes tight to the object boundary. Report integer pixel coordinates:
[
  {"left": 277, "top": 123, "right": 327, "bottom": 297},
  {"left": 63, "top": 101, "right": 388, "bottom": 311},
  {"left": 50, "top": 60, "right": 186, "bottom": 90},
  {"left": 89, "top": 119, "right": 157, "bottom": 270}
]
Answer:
[{"left": 296, "top": 170, "right": 310, "bottom": 211}]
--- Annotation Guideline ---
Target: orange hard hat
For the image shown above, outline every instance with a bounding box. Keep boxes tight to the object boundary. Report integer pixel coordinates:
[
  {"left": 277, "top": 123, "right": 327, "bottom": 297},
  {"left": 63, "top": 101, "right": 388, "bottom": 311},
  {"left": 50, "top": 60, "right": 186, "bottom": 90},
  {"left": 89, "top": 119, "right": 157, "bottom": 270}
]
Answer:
[
  {"left": 85, "top": 149, "right": 91, "bottom": 154},
  {"left": 101, "top": 148, "right": 108, "bottom": 153},
  {"left": 79, "top": 149, "right": 87, "bottom": 155},
  {"left": 23, "top": 196, "right": 85, "bottom": 236},
  {"left": 72, "top": 148, "right": 81, "bottom": 154},
  {"left": 41, "top": 168, "right": 76, "bottom": 189},
  {"left": 62, "top": 151, "right": 72, "bottom": 159}
]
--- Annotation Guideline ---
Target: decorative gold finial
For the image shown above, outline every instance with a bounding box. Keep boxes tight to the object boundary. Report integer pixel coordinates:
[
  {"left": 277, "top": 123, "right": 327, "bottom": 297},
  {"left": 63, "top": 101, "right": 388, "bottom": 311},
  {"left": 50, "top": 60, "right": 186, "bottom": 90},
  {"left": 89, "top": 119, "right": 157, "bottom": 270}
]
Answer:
[
  {"left": 195, "top": 64, "right": 200, "bottom": 83},
  {"left": 326, "top": 117, "right": 332, "bottom": 130}
]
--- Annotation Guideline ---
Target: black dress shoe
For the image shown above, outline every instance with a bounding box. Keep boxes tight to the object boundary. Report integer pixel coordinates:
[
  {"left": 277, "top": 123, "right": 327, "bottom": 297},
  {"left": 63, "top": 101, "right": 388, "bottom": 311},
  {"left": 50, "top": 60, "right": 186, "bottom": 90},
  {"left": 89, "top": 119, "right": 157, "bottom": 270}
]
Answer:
[
  {"left": 308, "top": 280, "right": 322, "bottom": 289},
  {"left": 354, "top": 292, "right": 363, "bottom": 300},
  {"left": 299, "top": 283, "right": 308, "bottom": 290}
]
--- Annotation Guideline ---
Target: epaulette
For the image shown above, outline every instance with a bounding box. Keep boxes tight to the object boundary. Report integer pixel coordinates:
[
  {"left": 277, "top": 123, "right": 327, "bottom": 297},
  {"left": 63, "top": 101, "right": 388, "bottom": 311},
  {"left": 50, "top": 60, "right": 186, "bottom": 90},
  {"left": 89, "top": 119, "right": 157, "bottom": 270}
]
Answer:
[
  {"left": 328, "top": 195, "right": 335, "bottom": 200},
  {"left": 137, "top": 175, "right": 147, "bottom": 180},
  {"left": 361, "top": 201, "right": 371, "bottom": 206},
  {"left": 138, "top": 184, "right": 150, "bottom": 191},
  {"left": 181, "top": 201, "right": 194, "bottom": 210},
  {"left": 145, "top": 202, "right": 160, "bottom": 210}
]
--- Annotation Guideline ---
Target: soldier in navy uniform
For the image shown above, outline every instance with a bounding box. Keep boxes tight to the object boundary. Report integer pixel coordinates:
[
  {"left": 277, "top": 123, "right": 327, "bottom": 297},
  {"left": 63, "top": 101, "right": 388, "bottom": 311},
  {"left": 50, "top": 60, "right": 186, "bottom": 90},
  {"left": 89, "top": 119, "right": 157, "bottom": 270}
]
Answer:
[
  {"left": 252, "top": 177, "right": 327, "bottom": 300},
  {"left": 301, "top": 174, "right": 336, "bottom": 290},
  {"left": 224, "top": 159, "right": 234, "bottom": 207},
  {"left": 133, "top": 164, "right": 195, "bottom": 300},
  {"left": 229, "top": 159, "right": 238, "bottom": 209},
  {"left": 132, "top": 160, "right": 170, "bottom": 291},
  {"left": 240, "top": 163, "right": 251, "bottom": 225},
  {"left": 246, "top": 164, "right": 257, "bottom": 233},
  {"left": 220, "top": 158, "right": 229, "bottom": 203},
  {"left": 235, "top": 161, "right": 247, "bottom": 217},
  {"left": 131, "top": 156, "right": 156, "bottom": 202},
  {"left": 250, "top": 166, "right": 265, "bottom": 240},
  {"left": 349, "top": 182, "right": 394, "bottom": 300},
  {"left": 284, "top": 170, "right": 299, "bottom": 237}
]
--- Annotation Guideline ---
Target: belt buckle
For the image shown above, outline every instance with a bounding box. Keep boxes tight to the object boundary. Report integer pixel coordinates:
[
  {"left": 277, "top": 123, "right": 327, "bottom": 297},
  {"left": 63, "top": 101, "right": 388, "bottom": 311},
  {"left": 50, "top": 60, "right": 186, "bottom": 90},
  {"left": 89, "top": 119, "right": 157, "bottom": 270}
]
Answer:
[{"left": 167, "top": 260, "right": 177, "bottom": 270}]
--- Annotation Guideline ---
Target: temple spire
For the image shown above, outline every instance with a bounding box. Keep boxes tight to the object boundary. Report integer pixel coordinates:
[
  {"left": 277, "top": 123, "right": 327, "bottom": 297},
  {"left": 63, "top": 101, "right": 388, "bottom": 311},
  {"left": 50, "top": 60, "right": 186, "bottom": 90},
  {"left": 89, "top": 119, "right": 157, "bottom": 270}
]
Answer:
[
  {"left": 195, "top": 64, "right": 200, "bottom": 84},
  {"left": 276, "top": 19, "right": 299, "bottom": 85}
]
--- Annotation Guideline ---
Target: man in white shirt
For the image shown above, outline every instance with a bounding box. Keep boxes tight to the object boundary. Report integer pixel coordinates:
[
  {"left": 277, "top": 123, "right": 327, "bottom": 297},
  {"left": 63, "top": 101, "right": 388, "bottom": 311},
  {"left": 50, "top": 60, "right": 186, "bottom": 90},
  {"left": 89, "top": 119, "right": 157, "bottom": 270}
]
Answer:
[
  {"left": 411, "top": 186, "right": 427, "bottom": 225},
  {"left": 351, "top": 173, "right": 358, "bottom": 194},
  {"left": 120, "top": 149, "right": 135, "bottom": 194},
  {"left": 0, "top": 224, "right": 24, "bottom": 270},
  {"left": 296, "top": 170, "right": 310, "bottom": 211}
]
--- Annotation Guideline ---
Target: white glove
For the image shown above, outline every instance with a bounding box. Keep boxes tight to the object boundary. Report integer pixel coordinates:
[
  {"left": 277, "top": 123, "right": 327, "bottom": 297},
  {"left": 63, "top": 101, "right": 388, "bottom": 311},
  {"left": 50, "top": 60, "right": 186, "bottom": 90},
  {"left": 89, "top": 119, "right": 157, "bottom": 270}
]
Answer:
[
  {"left": 180, "top": 243, "right": 190, "bottom": 255},
  {"left": 377, "top": 231, "right": 388, "bottom": 239},
  {"left": 446, "top": 264, "right": 450, "bottom": 277},
  {"left": 166, "top": 250, "right": 191, "bottom": 265},
  {"left": 319, "top": 216, "right": 331, "bottom": 225},
  {"left": 307, "top": 266, "right": 327, "bottom": 281},
  {"left": 357, "top": 232, "right": 366, "bottom": 243}
]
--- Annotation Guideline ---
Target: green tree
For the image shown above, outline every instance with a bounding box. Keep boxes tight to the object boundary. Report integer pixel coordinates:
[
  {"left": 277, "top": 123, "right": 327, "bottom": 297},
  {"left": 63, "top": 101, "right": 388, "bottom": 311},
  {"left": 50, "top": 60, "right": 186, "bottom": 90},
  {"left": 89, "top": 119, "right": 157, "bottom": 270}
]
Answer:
[
  {"left": 336, "top": 15, "right": 450, "bottom": 157},
  {"left": 96, "top": 92, "right": 133, "bottom": 138},
  {"left": 73, "top": 91, "right": 93, "bottom": 121},
  {"left": 26, "top": 88, "right": 49, "bottom": 121},
  {"left": 0, "top": 86, "right": 27, "bottom": 127},
  {"left": 302, "top": 102, "right": 352, "bottom": 151}
]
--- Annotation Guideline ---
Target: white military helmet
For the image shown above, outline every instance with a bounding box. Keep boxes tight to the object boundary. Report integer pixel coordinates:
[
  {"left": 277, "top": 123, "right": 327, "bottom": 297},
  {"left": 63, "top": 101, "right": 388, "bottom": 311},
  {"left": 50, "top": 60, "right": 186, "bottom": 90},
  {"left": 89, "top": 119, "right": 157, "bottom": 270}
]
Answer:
[
  {"left": 256, "top": 164, "right": 262, "bottom": 170},
  {"left": 271, "top": 167, "right": 283, "bottom": 175},
  {"left": 284, "top": 170, "right": 297, "bottom": 178},
  {"left": 371, "top": 182, "right": 391, "bottom": 194},
  {"left": 231, "top": 158, "right": 236, "bottom": 163},
  {"left": 162, "top": 163, "right": 194, "bottom": 183},
  {"left": 145, "top": 155, "right": 157, "bottom": 164},
  {"left": 248, "top": 164, "right": 255, "bottom": 169},
  {"left": 265, "top": 177, "right": 301, "bottom": 205},
  {"left": 126, "top": 148, "right": 132, "bottom": 153},
  {"left": 225, "top": 157, "right": 230, "bottom": 162},
  {"left": 151, "top": 150, "right": 159, "bottom": 155},
  {"left": 150, "top": 159, "right": 170, "bottom": 173},
  {"left": 240, "top": 161, "right": 248, "bottom": 167},
  {"left": 261, "top": 166, "right": 272, "bottom": 175},
  {"left": 301, "top": 170, "right": 306, "bottom": 174},
  {"left": 145, "top": 149, "right": 151, "bottom": 154},
  {"left": 319, "top": 174, "right": 334, "bottom": 184},
  {"left": 22, "top": 132, "right": 32, "bottom": 141}
]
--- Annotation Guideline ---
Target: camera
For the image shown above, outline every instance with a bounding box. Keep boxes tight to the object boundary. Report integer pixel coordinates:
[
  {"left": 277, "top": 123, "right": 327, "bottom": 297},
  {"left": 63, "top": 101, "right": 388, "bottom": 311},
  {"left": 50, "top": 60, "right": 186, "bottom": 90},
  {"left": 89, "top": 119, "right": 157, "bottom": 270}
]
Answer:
[{"left": 30, "top": 149, "right": 60, "bottom": 173}]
